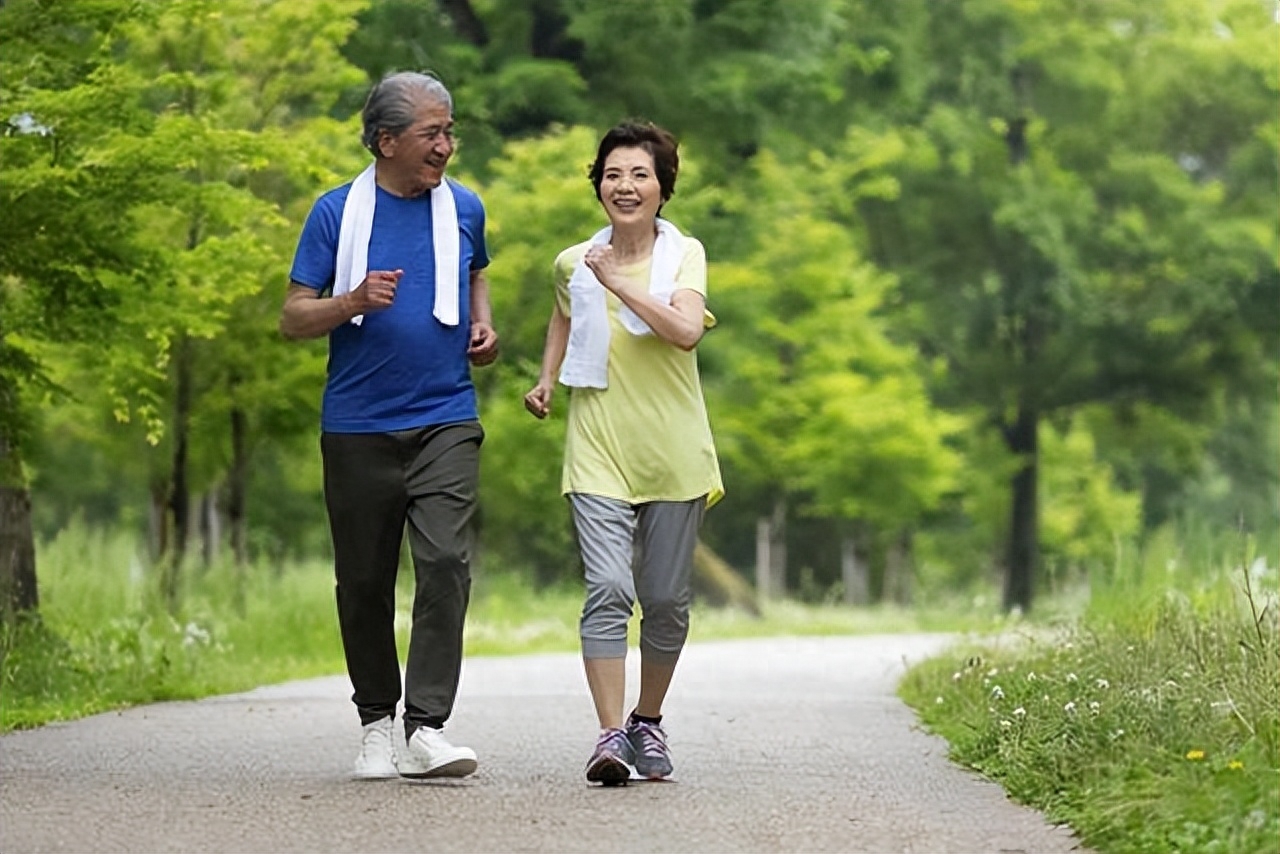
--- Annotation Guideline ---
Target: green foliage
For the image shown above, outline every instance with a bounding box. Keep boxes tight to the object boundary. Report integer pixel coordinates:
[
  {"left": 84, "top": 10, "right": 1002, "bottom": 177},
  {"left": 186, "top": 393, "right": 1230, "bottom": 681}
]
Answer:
[
  {"left": 703, "top": 151, "right": 962, "bottom": 528},
  {"left": 0, "top": 523, "right": 344, "bottom": 729},
  {"left": 901, "top": 549, "right": 1280, "bottom": 854},
  {"left": 1, "top": 0, "right": 154, "bottom": 473},
  {"left": 8, "top": 0, "right": 1277, "bottom": 614},
  {"left": 12, "top": 0, "right": 373, "bottom": 582}
]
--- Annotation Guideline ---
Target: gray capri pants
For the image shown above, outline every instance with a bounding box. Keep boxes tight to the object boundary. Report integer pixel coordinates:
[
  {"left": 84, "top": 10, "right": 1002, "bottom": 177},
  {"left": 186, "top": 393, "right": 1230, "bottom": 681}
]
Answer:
[{"left": 568, "top": 493, "right": 706, "bottom": 662}]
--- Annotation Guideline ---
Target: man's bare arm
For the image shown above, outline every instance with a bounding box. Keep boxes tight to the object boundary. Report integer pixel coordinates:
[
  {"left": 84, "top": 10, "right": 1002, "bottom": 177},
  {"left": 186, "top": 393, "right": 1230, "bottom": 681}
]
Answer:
[{"left": 279, "top": 270, "right": 402, "bottom": 340}]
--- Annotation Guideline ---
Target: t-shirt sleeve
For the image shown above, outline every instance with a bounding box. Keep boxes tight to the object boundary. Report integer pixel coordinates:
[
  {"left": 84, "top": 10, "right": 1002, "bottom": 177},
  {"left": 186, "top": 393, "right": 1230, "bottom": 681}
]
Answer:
[
  {"left": 675, "top": 237, "right": 707, "bottom": 298},
  {"left": 289, "top": 192, "right": 342, "bottom": 291},
  {"left": 553, "top": 243, "right": 587, "bottom": 317},
  {"left": 462, "top": 187, "right": 490, "bottom": 272}
]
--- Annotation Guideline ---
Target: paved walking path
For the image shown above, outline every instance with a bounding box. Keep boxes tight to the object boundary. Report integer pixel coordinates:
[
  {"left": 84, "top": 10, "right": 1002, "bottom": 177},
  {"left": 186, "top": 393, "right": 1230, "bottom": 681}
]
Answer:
[{"left": 1, "top": 634, "right": 1089, "bottom": 853}]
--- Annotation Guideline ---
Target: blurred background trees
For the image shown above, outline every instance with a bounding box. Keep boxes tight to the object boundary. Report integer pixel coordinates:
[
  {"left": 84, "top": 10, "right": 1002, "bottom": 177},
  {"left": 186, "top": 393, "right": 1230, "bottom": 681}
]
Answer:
[{"left": 2, "top": 0, "right": 1275, "bottom": 619}]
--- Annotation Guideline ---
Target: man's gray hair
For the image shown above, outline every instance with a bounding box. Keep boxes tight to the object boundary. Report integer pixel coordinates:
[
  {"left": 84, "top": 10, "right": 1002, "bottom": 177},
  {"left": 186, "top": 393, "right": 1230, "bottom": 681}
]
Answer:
[{"left": 361, "top": 71, "right": 453, "bottom": 155}]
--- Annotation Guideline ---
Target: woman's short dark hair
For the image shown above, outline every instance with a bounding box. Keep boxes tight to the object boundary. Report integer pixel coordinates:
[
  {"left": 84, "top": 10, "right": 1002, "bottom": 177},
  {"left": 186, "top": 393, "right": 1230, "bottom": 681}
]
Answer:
[{"left": 588, "top": 121, "right": 680, "bottom": 206}]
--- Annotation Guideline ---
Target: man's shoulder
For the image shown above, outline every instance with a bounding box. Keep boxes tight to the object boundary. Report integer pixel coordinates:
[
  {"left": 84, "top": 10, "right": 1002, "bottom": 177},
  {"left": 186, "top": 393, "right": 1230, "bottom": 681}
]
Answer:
[
  {"left": 445, "top": 178, "right": 485, "bottom": 211},
  {"left": 308, "top": 182, "right": 353, "bottom": 220}
]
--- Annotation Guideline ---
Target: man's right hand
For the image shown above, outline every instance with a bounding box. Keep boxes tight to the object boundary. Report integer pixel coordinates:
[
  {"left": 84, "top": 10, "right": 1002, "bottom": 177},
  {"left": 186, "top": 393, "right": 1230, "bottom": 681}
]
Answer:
[{"left": 351, "top": 269, "right": 403, "bottom": 313}]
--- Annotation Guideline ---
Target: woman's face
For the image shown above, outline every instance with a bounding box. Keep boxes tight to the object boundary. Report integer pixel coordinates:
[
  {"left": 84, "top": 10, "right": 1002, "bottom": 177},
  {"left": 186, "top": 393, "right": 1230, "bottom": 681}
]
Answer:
[{"left": 599, "top": 146, "right": 662, "bottom": 227}]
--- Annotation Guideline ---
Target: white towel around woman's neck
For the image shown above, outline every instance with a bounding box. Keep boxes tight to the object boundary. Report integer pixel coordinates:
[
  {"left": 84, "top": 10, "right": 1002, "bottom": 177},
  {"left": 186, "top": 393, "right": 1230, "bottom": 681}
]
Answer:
[
  {"left": 332, "top": 163, "right": 459, "bottom": 327},
  {"left": 559, "top": 218, "right": 685, "bottom": 389}
]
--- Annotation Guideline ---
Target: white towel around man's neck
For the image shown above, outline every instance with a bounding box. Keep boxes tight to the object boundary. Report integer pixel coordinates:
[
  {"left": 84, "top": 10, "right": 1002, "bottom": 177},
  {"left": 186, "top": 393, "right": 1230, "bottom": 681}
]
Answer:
[
  {"left": 559, "top": 218, "right": 685, "bottom": 389},
  {"left": 332, "top": 163, "right": 459, "bottom": 327}
]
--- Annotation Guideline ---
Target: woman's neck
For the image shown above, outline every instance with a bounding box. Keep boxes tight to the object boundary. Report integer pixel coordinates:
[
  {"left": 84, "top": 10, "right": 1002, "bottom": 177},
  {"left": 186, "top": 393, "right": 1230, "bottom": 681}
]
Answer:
[{"left": 609, "top": 221, "right": 658, "bottom": 264}]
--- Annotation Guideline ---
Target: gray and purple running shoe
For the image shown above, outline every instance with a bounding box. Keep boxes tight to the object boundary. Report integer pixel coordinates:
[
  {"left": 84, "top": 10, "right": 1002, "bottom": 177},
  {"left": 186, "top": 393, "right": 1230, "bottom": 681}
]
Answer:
[
  {"left": 626, "top": 718, "right": 673, "bottom": 779},
  {"left": 586, "top": 727, "right": 634, "bottom": 786}
]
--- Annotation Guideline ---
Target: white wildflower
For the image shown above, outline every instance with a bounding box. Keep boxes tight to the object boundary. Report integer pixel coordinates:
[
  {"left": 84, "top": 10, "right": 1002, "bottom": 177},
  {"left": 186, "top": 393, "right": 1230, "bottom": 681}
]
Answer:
[
  {"left": 1013, "top": 707, "right": 1026, "bottom": 718},
  {"left": 1066, "top": 672, "right": 1078, "bottom": 683},
  {"left": 991, "top": 685, "right": 1005, "bottom": 700},
  {"left": 1211, "top": 700, "right": 1237, "bottom": 717},
  {"left": 999, "top": 719, "right": 1012, "bottom": 729},
  {"left": 1026, "top": 672, "right": 1037, "bottom": 682},
  {"left": 182, "top": 622, "right": 211, "bottom": 648},
  {"left": 1095, "top": 678, "right": 1110, "bottom": 690},
  {"left": 1064, "top": 701, "right": 1077, "bottom": 715},
  {"left": 1089, "top": 701, "right": 1101, "bottom": 715}
]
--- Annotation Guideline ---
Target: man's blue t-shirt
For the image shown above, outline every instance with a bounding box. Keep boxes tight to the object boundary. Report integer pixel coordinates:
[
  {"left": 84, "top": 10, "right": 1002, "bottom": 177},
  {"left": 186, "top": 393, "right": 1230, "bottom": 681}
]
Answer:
[{"left": 289, "top": 178, "right": 490, "bottom": 434}]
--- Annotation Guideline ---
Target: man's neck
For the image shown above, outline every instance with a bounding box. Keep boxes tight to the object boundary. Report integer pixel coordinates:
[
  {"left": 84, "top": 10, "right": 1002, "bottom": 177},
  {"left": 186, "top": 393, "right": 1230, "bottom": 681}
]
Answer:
[{"left": 374, "top": 162, "right": 437, "bottom": 199}]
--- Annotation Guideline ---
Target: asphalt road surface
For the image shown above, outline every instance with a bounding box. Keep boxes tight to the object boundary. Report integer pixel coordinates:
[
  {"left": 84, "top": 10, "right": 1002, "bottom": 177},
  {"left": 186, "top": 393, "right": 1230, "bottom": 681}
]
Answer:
[{"left": 0, "top": 634, "right": 1090, "bottom": 854}]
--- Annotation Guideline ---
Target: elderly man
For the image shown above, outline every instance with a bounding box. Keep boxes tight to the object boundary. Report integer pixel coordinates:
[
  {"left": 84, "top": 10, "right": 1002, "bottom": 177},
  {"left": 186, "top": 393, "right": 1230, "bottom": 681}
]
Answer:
[{"left": 281, "top": 71, "right": 498, "bottom": 780}]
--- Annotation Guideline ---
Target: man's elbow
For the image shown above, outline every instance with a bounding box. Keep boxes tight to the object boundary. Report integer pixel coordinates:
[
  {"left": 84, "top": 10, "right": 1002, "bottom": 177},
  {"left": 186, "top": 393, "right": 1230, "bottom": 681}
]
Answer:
[{"left": 278, "top": 313, "right": 309, "bottom": 340}]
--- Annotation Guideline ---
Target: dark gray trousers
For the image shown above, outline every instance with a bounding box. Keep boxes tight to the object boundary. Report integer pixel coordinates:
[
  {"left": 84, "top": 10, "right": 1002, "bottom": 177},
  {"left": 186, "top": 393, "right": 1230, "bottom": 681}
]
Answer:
[{"left": 321, "top": 421, "right": 482, "bottom": 733}]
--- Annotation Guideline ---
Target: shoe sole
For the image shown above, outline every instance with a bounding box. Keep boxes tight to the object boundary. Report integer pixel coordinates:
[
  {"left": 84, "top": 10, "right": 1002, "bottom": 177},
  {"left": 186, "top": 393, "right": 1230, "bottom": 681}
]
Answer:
[
  {"left": 352, "top": 768, "right": 400, "bottom": 780},
  {"left": 586, "top": 756, "right": 631, "bottom": 787},
  {"left": 400, "top": 757, "right": 478, "bottom": 779},
  {"left": 633, "top": 762, "right": 673, "bottom": 780}
]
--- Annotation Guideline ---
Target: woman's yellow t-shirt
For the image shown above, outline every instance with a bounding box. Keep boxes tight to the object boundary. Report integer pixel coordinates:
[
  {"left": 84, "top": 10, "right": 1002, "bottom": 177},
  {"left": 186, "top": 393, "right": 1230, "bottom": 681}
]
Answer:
[{"left": 553, "top": 236, "right": 723, "bottom": 507}]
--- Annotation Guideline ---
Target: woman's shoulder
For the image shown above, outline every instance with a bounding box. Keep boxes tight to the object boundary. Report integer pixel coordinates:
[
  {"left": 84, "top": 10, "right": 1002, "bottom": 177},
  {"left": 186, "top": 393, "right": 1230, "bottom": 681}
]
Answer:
[
  {"left": 678, "top": 233, "right": 706, "bottom": 262},
  {"left": 554, "top": 240, "right": 592, "bottom": 274},
  {"left": 662, "top": 221, "right": 705, "bottom": 261}
]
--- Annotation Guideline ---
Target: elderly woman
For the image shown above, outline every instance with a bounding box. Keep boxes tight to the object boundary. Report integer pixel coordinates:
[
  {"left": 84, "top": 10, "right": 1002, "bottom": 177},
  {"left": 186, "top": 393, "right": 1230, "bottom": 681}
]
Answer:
[{"left": 524, "top": 121, "right": 723, "bottom": 785}]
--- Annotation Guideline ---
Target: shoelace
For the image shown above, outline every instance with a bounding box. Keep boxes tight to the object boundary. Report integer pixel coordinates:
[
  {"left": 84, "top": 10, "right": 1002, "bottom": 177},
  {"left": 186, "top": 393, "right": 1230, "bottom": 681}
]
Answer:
[
  {"left": 630, "top": 721, "right": 669, "bottom": 758},
  {"left": 595, "top": 727, "right": 629, "bottom": 755}
]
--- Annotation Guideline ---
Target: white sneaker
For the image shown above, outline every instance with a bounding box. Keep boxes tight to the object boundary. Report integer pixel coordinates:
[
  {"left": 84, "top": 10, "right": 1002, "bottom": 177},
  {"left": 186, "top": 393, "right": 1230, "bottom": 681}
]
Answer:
[
  {"left": 399, "top": 726, "right": 478, "bottom": 779},
  {"left": 353, "top": 716, "right": 399, "bottom": 779}
]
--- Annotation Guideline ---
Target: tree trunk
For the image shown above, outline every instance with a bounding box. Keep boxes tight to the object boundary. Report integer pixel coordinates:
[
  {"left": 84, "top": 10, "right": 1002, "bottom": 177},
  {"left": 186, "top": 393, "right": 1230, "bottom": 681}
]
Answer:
[
  {"left": 161, "top": 335, "right": 193, "bottom": 612},
  {"left": 754, "top": 517, "right": 773, "bottom": 601},
  {"left": 692, "top": 540, "right": 759, "bottom": 615},
  {"left": 198, "top": 490, "right": 220, "bottom": 568},
  {"left": 885, "top": 529, "right": 914, "bottom": 605},
  {"left": 1003, "top": 401, "right": 1038, "bottom": 613},
  {"left": 0, "top": 435, "right": 38, "bottom": 620},
  {"left": 769, "top": 496, "right": 787, "bottom": 597},
  {"left": 437, "top": 0, "right": 488, "bottom": 46},
  {"left": 528, "top": 0, "right": 581, "bottom": 61},
  {"left": 1000, "top": 93, "right": 1040, "bottom": 615},
  {"left": 148, "top": 478, "right": 167, "bottom": 562},
  {"left": 841, "top": 534, "right": 869, "bottom": 606},
  {"left": 228, "top": 405, "right": 248, "bottom": 567}
]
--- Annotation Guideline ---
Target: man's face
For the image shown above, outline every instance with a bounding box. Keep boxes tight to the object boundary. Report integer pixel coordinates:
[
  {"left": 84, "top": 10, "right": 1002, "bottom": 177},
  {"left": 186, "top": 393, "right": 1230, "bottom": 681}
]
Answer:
[{"left": 379, "top": 98, "right": 454, "bottom": 194}]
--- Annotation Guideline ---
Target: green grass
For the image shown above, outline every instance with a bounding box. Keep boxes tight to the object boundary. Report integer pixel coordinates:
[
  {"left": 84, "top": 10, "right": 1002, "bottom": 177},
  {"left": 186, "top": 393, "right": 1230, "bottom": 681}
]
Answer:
[
  {"left": 0, "top": 523, "right": 992, "bottom": 732},
  {"left": 899, "top": 542, "right": 1280, "bottom": 854}
]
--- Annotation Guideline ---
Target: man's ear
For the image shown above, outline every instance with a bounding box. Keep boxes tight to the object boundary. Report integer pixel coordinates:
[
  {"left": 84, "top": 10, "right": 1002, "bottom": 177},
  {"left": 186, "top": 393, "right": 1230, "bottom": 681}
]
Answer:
[{"left": 376, "top": 130, "right": 394, "bottom": 158}]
